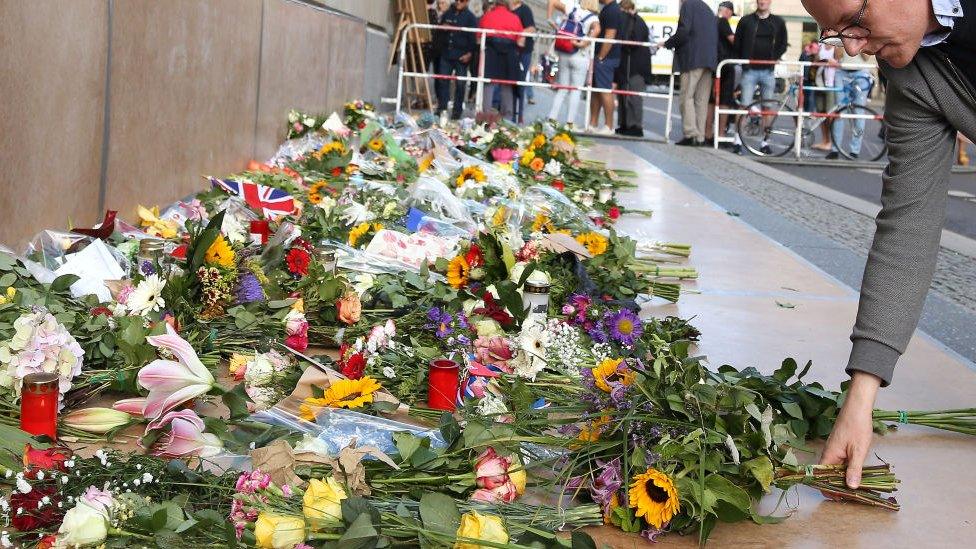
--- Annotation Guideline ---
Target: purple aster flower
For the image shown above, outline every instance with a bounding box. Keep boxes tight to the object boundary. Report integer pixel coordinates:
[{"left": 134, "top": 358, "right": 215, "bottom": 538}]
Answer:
[
  {"left": 456, "top": 334, "right": 471, "bottom": 346},
  {"left": 426, "top": 307, "right": 443, "bottom": 324},
  {"left": 586, "top": 324, "right": 608, "bottom": 343},
  {"left": 639, "top": 527, "right": 664, "bottom": 542},
  {"left": 607, "top": 309, "right": 643, "bottom": 346},
  {"left": 457, "top": 312, "right": 470, "bottom": 330},
  {"left": 140, "top": 260, "right": 156, "bottom": 276},
  {"left": 609, "top": 382, "right": 631, "bottom": 408},
  {"left": 236, "top": 272, "right": 265, "bottom": 304}
]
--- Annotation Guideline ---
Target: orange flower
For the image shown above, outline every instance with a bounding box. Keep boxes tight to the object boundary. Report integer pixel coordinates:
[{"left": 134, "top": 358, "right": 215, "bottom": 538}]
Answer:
[
  {"left": 336, "top": 291, "right": 362, "bottom": 325},
  {"left": 529, "top": 157, "right": 545, "bottom": 172}
]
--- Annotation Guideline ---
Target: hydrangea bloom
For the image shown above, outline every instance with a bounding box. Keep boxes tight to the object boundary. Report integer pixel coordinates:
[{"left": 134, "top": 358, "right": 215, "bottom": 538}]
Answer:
[{"left": 0, "top": 310, "right": 84, "bottom": 410}]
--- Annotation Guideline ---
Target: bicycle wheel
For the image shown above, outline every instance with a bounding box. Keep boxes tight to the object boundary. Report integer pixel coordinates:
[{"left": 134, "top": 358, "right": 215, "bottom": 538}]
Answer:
[
  {"left": 735, "top": 100, "right": 796, "bottom": 157},
  {"left": 830, "top": 104, "right": 886, "bottom": 161}
]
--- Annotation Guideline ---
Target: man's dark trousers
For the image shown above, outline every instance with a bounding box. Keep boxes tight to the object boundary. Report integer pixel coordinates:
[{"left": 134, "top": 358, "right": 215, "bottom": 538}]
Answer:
[{"left": 436, "top": 57, "right": 469, "bottom": 119}]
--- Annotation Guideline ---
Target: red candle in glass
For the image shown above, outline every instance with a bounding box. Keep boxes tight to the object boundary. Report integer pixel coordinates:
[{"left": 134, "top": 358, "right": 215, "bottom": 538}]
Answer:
[
  {"left": 249, "top": 219, "right": 270, "bottom": 245},
  {"left": 428, "top": 358, "right": 459, "bottom": 411},
  {"left": 20, "top": 372, "right": 59, "bottom": 439}
]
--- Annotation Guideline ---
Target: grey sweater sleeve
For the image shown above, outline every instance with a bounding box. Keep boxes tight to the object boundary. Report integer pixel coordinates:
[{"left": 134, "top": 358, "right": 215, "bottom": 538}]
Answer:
[{"left": 847, "top": 53, "right": 971, "bottom": 386}]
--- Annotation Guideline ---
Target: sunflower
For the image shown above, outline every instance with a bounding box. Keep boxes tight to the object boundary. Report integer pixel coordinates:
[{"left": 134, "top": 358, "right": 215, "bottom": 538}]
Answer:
[
  {"left": 552, "top": 133, "right": 574, "bottom": 146},
  {"left": 604, "top": 493, "right": 621, "bottom": 525},
  {"left": 531, "top": 213, "right": 554, "bottom": 233},
  {"left": 367, "top": 137, "right": 385, "bottom": 152},
  {"left": 204, "top": 235, "right": 236, "bottom": 268},
  {"left": 491, "top": 206, "right": 510, "bottom": 228},
  {"left": 314, "top": 141, "right": 346, "bottom": 159},
  {"left": 307, "top": 181, "right": 328, "bottom": 204},
  {"left": 530, "top": 134, "right": 546, "bottom": 150},
  {"left": 629, "top": 468, "right": 680, "bottom": 529},
  {"left": 300, "top": 376, "right": 383, "bottom": 420},
  {"left": 348, "top": 222, "right": 372, "bottom": 247},
  {"left": 591, "top": 358, "right": 634, "bottom": 393},
  {"left": 455, "top": 166, "right": 486, "bottom": 187},
  {"left": 419, "top": 153, "right": 434, "bottom": 173},
  {"left": 447, "top": 255, "right": 471, "bottom": 289},
  {"left": 575, "top": 232, "right": 609, "bottom": 256}
]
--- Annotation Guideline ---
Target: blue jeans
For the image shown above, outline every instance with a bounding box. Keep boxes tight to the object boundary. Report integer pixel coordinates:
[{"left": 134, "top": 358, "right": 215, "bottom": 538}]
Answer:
[
  {"left": 739, "top": 68, "right": 775, "bottom": 106},
  {"left": 435, "top": 57, "right": 468, "bottom": 118},
  {"left": 514, "top": 51, "right": 532, "bottom": 122},
  {"left": 831, "top": 69, "right": 870, "bottom": 155}
]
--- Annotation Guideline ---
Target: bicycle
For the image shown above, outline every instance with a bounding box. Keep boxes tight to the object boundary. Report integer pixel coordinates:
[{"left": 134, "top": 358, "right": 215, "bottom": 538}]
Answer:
[{"left": 736, "top": 73, "right": 886, "bottom": 161}]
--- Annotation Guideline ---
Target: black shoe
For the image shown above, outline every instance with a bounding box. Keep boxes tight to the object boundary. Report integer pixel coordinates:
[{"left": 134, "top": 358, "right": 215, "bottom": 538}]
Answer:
[
  {"left": 760, "top": 145, "right": 772, "bottom": 155},
  {"left": 676, "top": 137, "right": 697, "bottom": 146},
  {"left": 825, "top": 151, "right": 840, "bottom": 160},
  {"left": 718, "top": 142, "right": 733, "bottom": 150},
  {"left": 732, "top": 144, "right": 742, "bottom": 155},
  {"left": 850, "top": 152, "right": 859, "bottom": 159}
]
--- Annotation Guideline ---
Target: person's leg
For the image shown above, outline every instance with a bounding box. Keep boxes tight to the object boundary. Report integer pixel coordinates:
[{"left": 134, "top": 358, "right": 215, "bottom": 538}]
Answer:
[
  {"left": 548, "top": 53, "right": 571, "bottom": 121},
  {"left": 483, "top": 83, "right": 497, "bottom": 113},
  {"left": 500, "top": 85, "right": 515, "bottom": 118},
  {"left": 693, "top": 68, "right": 712, "bottom": 141},
  {"left": 452, "top": 60, "right": 468, "bottom": 119},
  {"left": 831, "top": 70, "right": 850, "bottom": 153},
  {"left": 436, "top": 56, "right": 452, "bottom": 113},
  {"left": 679, "top": 70, "right": 697, "bottom": 139},
  {"left": 600, "top": 58, "right": 619, "bottom": 129},
  {"left": 738, "top": 69, "right": 758, "bottom": 108},
  {"left": 590, "top": 57, "right": 610, "bottom": 128},
  {"left": 515, "top": 51, "right": 530, "bottom": 122},
  {"left": 626, "top": 74, "right": 645, "bottom": 132},
  {"left": 566, "top": 55, "right": 588, "bottom": 126},
  {"left": 848, "top": 70, "right": 869, "bottom": 155}
]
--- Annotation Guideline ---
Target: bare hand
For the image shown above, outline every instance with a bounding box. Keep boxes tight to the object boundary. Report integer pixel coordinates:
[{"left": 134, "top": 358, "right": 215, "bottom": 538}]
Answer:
[
  {"left": 819, "top": 371, "right": 882, "bottom": 488},
  {"left": 459, "top": 53, "right": 472, "bottom": 63}
]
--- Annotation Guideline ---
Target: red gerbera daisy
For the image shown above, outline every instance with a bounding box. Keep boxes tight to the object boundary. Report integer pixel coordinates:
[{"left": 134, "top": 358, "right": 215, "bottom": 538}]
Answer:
[
  {"left": 286, "top": 247, "right": 311, "bottom": 276},
  {"left": 465, "top": 244, "right": 484, "bottom": 268}
]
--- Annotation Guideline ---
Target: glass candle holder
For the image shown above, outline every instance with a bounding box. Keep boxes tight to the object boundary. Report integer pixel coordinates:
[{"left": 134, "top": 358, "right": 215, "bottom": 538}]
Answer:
[
  {"left": 522, "top": 280, "right": 551, "bottom": 324},
  {"left": 249, "top": 220, "right": 270, "bottom": 245},
  {"left": 136, "top": 238, "right": 165, "bottom": 277},
  {"left": 598, "top": 183, "right": 614, "bottom": 204},
  {"left": 580, "top": 189, "right": 595, "bottom": 208},
  {"left": 316, "top": 242, "right": 337, "bottom": 274},
  {"left": 21, "top": 372, "right": 59, "bottom": 439},
  {"left": 428, "top": 358, "right": 459, "bottom": 411}
]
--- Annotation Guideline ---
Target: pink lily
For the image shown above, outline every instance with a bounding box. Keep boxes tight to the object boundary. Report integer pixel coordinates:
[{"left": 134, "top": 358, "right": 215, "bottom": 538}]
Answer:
[
  {"left": 112, "top": 397, "right": 147, "bottom": 416},
  {"left": 137, "top": 325, "right": 215, "bottom": 420},
  {"left": 143, "top": 409, "right": 223, "bottom": 458}
]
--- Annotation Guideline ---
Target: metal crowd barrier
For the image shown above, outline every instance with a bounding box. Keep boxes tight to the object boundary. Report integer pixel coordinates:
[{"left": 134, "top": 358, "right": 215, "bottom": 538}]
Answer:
[
  {"left": 711, "top": 58, "right": 881, "bottom": 159},
  {"left": 395, "top": 23, "right": 678, "bottom": 141}
]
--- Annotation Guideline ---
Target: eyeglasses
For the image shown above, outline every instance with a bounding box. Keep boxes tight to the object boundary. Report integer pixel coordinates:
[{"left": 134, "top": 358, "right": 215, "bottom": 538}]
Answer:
[{"left": 819, "top": 0, "right": 871, "bottom": 47}]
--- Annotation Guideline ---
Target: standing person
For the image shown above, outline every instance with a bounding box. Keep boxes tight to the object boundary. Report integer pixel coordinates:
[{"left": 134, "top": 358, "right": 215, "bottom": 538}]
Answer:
[
  {"left": 510, "top": 0, "right": 536, "bottom": 123},
  {"left": 660, "top": 0, "right": 718, "bottom": 146},
  {"left": 812, "top": 41, "right": 838, "bottom": 151},
  {"left": 614, "top": 0, "right": 653, "bottom": 136},
  {"left": 799, "top": 0, "right": 975, "bottom": 491},
  {"left": 588, "top": 0, "right": 624, "bottom": 135},
  {"left": 435, "top": 0, "right": 478, "bottom": 120},
  {"left": 705, "top": 1, "right": 737, "bottom": 144},
  {"left": 733, "top": 0, "right": 787, "bottom": 154},
  {"left": 826, "top": 49, "right": 872, "bottom": 159},
  {"left": 479, "top": 0, "right": 525, "bottom": 118},
  {"left": 799, "top": 41, "right": 820, "bottom": 115},
  {"left": 547, "top": 0, "right": 601, "bottom": 126}
]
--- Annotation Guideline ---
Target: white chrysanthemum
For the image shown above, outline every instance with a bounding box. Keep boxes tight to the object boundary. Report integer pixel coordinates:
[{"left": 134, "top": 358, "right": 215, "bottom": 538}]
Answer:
[
  {"left": 544, "top": 159, "right": 562, "bottom": 177},
  {"left": 126, "top": 275, "right": 165, "bottom": 316}
]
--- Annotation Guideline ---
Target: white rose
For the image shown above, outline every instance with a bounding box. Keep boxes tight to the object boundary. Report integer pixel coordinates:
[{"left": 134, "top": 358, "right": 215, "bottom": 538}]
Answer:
[
  {"left": 56, "top": 503, "right": 108, "bottom": 547},
  {"left": 303, "top": 116, "right": 316, "bottom": 127},
  {"left": 288, "top": 110, "right": 300, "bottom": 124},
  {"left": 317, "top": 196, "right": 337, "bottom": 215},
  {"left": 382, "top": 366, "right": 396, "bottom": 379},
  {"left": 244, "top": 355, "right": 275, "bottom": 386}
]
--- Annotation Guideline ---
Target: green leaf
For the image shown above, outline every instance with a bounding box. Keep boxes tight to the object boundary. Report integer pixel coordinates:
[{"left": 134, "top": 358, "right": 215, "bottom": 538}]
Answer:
[
  {"left": 419, "top": 493, "right": 460, "bottom": 538},
  {"left": 337, "top": 512, "right": 381, "bottom": 549},
  {"left": 50, "top": 274, "right": 80, "bottom": 292},
  {"left": 781, "top": 401, "right": 804, "bottom": 420},
  {"left": 189, "top": 210, "right": 225, "bottom": 272},
  {"left": 571, "top": 532, "right": 597, "bottom": 549},
  {"left": 221, "top": 383, "right": 252, "bottom": 420},
  {"left": 0, "top": 253, "right": 16, "bottom": 270},
  {"left": 741, "top": 456, "right": 774, "bottom": 491},
  {"left": 393, "top": 432, "right": 422, "bottom": 461},
  {"left": 0, "top": 272, "right": 16, "bottom": 287},
  {"left": 773, "top": 358, "right": 798, "bottom": 382}
]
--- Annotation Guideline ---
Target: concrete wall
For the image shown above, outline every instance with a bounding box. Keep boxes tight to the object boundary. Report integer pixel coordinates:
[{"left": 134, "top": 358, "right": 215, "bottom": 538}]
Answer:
[{"left": 0, "top": 0, "right": 391, "bottom": 248}]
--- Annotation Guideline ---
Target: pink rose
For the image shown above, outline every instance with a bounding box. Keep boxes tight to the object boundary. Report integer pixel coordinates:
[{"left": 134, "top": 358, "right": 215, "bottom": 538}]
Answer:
[
  {"left": 491, "top": 148, "right": 517, "bottom": 163},
  {"left": 474, "top": 447, "right": 511, "bottom": 490}
]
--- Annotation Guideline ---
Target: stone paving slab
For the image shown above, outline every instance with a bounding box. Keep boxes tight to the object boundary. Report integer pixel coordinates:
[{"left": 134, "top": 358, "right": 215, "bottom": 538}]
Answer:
[{"left": 580, "top": 143, "right": 976, "bottom": 547}]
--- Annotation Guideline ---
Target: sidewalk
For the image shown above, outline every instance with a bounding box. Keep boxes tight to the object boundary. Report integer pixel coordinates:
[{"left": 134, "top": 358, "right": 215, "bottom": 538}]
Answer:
[{"left": 584, "top": 143, "right": 976, "bottom": 547}]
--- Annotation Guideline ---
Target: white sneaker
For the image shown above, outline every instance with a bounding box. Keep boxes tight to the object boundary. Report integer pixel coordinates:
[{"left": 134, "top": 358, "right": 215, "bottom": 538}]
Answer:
[{"left": 597, "top": 126, "right": 614, "bottom": 136}]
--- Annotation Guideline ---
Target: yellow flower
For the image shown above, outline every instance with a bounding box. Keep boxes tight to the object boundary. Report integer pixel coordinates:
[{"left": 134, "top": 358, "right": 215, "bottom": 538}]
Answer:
[
  {"left": 455, "top": 511, "right": 508, "bottom": 549},
  {"left": 604, "top": 492, "right": 621, "bottom": 525},
  {"left": 0, "top": 287, "right": 14, "bottom": 305},
  {"left": 446, "top": 255, "right": 470, "bottom": 289},
  {"left": 530, "top": 134, "right": 546, "bottom": 150},
  {"left": 228, "top": 353, "right": 250, "bottom": 377},
  {"left": 529, "top": 157, "right": 545, "bottom": 173},
  {"left": 591, "top": 358, "right": 634, "bottom": 393},
  {"left": 368, "top": 137, "right": 385, "bottom": 152},
  {"left": 137, "top": 205, "right": 179, "bottom": 238},
  {"left": 508, "top": 458, "right": 527, "bottom": 495},
  {"left": 553, "top": 133, "right": 574, "bottom": 146},
  {"left": 419, "top": 153, "right": 434, "bottom": 173},
  {"left": 307, "top": 181, "right": 328, "bottom": 204},
  {"left": 577, "top": 414, "right": 611, "bottom": 442},
  {"left": 348, "top": 222, "right": 372, "bottom": 247},
  {"left": 314, "top": 141, "right": 347, "bottom": 159},
  {"left": 455, "top": 166, "right": 486, "bottom": 187},
  {"left": 204, "top": 234, "right": 236, "bottom": 268},
  {"left": 575, "top": 232, "right": 609, "bottom": 256},
  {"left": 531, "top": 213, "right": 554, "bottom": 233},
  {"left": 629, "top": 468, "right": 680, "bottom": 529},
  {"left": 520, "top": 149, "right": 535, "bottom": 166},
  {"left": 300, "top": 376, "right": 383, "bottom": 420},
  {"left": 491, "top": 206, "right": 510, "bottom": 228},
  {"left": 303, "top": 477, "right": 347, "bottom": 529},
  {"left": 254, "top": 513, "right": 306, "bottom": 549}
]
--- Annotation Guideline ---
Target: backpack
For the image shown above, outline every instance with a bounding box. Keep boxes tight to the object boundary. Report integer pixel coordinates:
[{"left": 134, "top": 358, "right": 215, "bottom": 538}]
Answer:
[{"left": 554, "top": 9, "right": 590, "bottom": 53}]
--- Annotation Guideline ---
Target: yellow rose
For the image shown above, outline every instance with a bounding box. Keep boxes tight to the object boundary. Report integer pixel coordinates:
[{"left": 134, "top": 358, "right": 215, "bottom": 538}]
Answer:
[
  {"left": 455, "top": 511, "right": 508, "bottom": 549},
  {"left": 303, "top": 477, "right": 347, "bottom": 529},
  {"left": 508, "top": 459, "right": 526, "bottom": 496},
  {"left": 254, "top": 513, "right": 306, "bottom": 549}
]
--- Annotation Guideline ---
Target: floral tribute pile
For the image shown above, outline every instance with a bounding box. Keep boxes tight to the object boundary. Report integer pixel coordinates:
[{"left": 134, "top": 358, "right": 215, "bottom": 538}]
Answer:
[{"left": 0, "top": 102, "right": 973, "bottom": 548}]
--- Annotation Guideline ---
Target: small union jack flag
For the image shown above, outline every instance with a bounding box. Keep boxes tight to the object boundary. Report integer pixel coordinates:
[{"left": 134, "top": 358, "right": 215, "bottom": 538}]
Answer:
[{"left": 208, "top": 177, "right": 296, "bottom": 219}]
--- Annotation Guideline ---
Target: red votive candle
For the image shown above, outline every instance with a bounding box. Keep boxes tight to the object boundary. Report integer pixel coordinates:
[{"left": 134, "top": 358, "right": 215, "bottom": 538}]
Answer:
[
  {"left": 428, "top": 359, "right": 459, "bottom": 411},
  {"left": 21, "top": 372, "right": 59, "bottom": 439},
  {"left": 249, "top": 219, "right": 270, "bottom": 245}
]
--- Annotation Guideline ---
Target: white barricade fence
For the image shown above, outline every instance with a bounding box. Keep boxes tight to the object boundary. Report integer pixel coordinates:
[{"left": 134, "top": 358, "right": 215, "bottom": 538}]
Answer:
[
  {"left": 711, "top": 59, "right": 882, "bottom": 159},
  {"left": 395, "top": 23, "right": 679, "bottom": 141}
]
